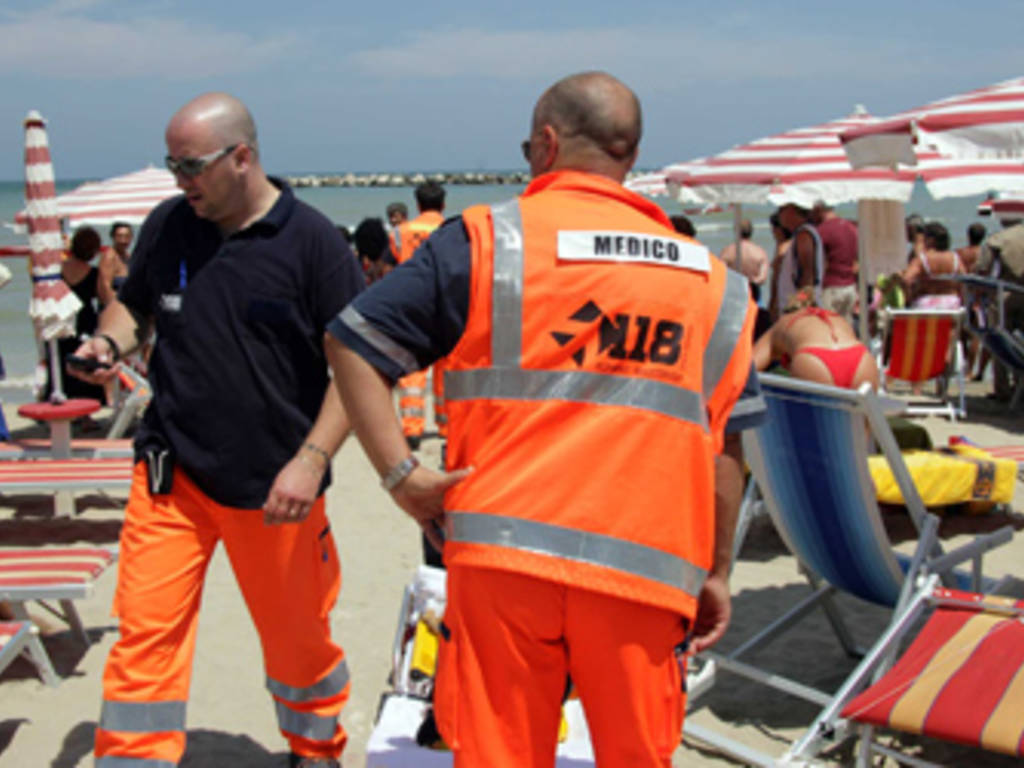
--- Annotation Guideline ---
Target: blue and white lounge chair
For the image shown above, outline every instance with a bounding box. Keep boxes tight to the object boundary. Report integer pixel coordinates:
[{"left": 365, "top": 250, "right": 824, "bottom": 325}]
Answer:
[{"left": 683, "top": 374, "right": 1014, "bottom": 766}]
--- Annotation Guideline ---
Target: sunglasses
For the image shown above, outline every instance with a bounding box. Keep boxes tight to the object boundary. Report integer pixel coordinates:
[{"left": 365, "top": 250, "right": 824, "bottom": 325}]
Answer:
[
  {"left": 165, "top": 144, "right": 238, "bottom": 178},
  {"left": 520, "top": 140, "right": 531, "bottom": 162}
]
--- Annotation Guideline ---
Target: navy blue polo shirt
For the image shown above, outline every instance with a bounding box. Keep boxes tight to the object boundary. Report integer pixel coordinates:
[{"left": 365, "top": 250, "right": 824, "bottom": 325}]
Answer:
[
  {"left": 327, "top": 216, "right": 765, "bottom": 434},
  {"left": 120, "top": 180, "right": 365, "bottom": 508}
]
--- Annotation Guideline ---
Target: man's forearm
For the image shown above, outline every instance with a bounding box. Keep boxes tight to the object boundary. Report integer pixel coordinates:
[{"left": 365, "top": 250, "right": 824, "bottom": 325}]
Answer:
[
  {"left": 711, "top": 433, "right": 745, "bottom": 579},
  {"left": 325, "top": 334, "right": 411, "bottom": 480},
  {"left": 96, "top": 299, "right": 148, "bottom": 359},
  {"left": 303, "top": 373, "right": 352, "bottom": 462}
]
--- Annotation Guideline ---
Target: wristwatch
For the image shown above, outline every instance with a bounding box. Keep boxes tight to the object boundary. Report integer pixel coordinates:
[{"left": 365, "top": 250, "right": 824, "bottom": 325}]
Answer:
[{"left": 381, "top": 455, "right": 419, "bottom": 491}]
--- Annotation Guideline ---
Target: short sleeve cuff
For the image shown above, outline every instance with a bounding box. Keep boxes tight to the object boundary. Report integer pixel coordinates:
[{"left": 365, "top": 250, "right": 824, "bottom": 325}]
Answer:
[{"left": 327, "top": 305, "right": 419, "bottom": 384}]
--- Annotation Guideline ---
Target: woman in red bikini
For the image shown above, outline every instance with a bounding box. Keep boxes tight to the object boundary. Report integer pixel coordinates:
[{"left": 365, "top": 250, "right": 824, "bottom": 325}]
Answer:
[{"left": 754, "top": 289, "right": 879, "bottom": 390}]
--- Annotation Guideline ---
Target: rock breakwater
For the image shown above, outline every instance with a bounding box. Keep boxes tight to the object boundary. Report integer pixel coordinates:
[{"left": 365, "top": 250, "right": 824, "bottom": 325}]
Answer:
[{"left": 285, "top": 171, "right": 531, "bottom": 188}]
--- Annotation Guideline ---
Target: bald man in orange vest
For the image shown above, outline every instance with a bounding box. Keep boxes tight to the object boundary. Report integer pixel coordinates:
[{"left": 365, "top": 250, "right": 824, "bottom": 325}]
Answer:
[{"left": 327, "top": 72, "right": 764, "bottom": 767}]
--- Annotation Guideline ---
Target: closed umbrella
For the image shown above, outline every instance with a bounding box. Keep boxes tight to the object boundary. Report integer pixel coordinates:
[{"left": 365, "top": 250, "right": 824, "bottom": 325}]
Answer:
[
  {"left": 841, "top": 76, "right": 1024, "bottom": 167},
  {"left": 23, "top": 110, "right": 80, "bottom": 401},
  {"left": 15, "top": 166, "right": 180, "bottom": 231}
]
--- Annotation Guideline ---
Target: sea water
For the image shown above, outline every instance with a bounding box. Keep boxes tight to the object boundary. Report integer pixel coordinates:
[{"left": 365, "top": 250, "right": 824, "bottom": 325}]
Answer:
[{"left": 0, "top": 177, "right": 992, "bottom": 402}]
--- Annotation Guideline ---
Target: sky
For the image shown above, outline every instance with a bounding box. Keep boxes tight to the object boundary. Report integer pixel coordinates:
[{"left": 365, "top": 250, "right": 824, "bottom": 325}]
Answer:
[{"left": 0, "top": 0, "right": 1021, "bottom": 180}]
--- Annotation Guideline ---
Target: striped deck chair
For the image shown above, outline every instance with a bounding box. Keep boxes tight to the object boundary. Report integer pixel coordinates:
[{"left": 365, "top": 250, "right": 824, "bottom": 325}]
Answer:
[
  {"left": 879, "top": 309, "right": 966, "bottom": 420},
  {"left": 880, "top": 309, "right": 966, "bottom": 421},
  {"left": 833, "top": 585, "right": 1024, "bottom": 766},
  {"left": 682, "top": 374, "right": 1014, "bottom": 767},
  {"left": 0, "top": 457, "right": 134, "bottom": 517},
  {"left": 0, "top": 621, "right": 59, "bottom": 687},
  {"left": 0, "top": 547, "right": 116, "bottom": 647}
]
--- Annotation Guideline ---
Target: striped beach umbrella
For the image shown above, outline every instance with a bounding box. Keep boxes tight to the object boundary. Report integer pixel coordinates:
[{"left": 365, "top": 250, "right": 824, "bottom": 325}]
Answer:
[
  {"left": 663, "top": 108, "right": 918, "bottom": 208},
  {"left": 15, "top": 166, "right": 180, "bottom": 231},
  {"left": 24, "top": 110, "right": 80, "bottom": 401},
  {"left": 841, "top": 76, "right": 1024, "bottom": 167},
  {"left": 659, "top": 107, "right": 1024, "bottom": 206},
  {"left": 14, "top": 166, "right": 180, "bottom": 231}
]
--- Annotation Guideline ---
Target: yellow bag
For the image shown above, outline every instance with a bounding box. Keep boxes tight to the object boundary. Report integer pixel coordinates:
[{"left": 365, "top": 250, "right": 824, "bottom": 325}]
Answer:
[{"left": 868, "top": 445, "right": 1016, "bottom": 509}]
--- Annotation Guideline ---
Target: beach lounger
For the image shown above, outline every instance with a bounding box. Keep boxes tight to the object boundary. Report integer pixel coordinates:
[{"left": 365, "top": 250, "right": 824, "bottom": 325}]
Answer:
[
  {"left": 0, "top": 621, "right": 59, "bottom": 687},
  {"left": 682, "top": 374, "right": 1014, "bottom": 766},
  {"left": 0, "top": 437, "right": 133, "bottom": 460},
  {"left": 366, "top": 565, "right": 598, "bottom": 766},
  {"left": 878, "top": 308, "right": 966, "bottom": 420},
  {"left": 0, "top": 456, "right": 134, "bottom": 517},
  {"left": 0, "top": 546, "right": 116, "bottom": 646}
]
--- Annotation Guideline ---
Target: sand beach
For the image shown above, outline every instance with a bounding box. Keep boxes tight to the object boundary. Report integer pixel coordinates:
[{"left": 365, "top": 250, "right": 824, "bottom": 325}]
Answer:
[{"left": 0, "top": 381, "right": 1021, "bottom": 768}]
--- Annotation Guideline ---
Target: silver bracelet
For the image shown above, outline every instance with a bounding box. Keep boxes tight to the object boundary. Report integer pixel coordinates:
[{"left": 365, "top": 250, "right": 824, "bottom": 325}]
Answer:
[{"left": 381, "top": 455, "right": 419, "bottom": 491}]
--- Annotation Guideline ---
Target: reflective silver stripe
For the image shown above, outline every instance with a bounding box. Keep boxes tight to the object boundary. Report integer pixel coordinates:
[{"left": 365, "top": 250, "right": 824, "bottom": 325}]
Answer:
[
  {"left": 449, "top": 512, "right": 707, "bottom": 597},
  {"left": 275, "top": 700, "right": 338, "bottom": 741},
  {"left": 728, "top": 393, "right": 766, "bottom": 419},
  {"left": 400, "top": 407, "right": 425, "bottom": 416},
  {"left": 489, "top": 200, "right": 525, "bottom": 366},
  {"left": 392, "top": 228, "right": 401, "bottom": 253},
  {"left": 96, "top": 758, "right": 176, "bottom": 768},
  {"left": 339, "top": 304, "right": 419, "bottom": 374},
  {"left": 702, "top": 269, "right": 750, "bottom": 402},
  {"left": 445, "top": 368, "right": 707, "bottom": 427},
  {"left": 267, "top": 658, "right": 350, "bottom": 703},
  {"left": 99, "top": 700, "right": 186, "bottom": 733},
  {"left": 400, "top": 388, "right": 425, "bottom": 396}
]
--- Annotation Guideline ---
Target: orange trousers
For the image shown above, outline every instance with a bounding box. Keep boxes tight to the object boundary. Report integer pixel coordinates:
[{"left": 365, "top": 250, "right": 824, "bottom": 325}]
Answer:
[
  {"left": 94, "top": 463, "right": 349, "bottom": 766},
  {"left": 398, "top": 368, "right": 427, "bottom": 438},
  {"left": 435, "top": 565, "right": 688, "bottom": 768}
]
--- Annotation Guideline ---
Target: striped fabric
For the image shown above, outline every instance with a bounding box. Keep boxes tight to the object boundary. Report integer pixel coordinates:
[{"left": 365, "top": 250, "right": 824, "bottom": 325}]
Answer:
[
  {"left": 841, "top": 588, "right": 1024, "bottom": 757},
  {"left": 14, "top": 166, "right": 180, "bottom": 230},
  {"left": 842, "top": 76, "right": 1024, "bottom": 168},
  {"left": 0, "top": 457, "right": 133, "bottom": 489},
  {"left": 662, "top": 110, "right": 918, "bottom": 208},
  {"left": 0, "top": 548, "right": 114, "bottom": 589},
  {"left": 745, "top": 377, "right": 904, "bottom": 606},
  {"left": 886, "top": 313, "right": 955, "bottom": 383},
  {"left": 23, "top": 111, "right": 80, "bottom": 341}
]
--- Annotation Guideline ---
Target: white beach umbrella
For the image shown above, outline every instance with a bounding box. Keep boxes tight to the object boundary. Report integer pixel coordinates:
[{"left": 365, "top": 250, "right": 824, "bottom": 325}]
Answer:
[
  {"left": 841, "top": 76, "right": 1024, "bottom": 168},
  {"left": 23, "top": 110, "right": 81, "bottom": 400},
  {"left": 15, "top": 166, "right": 180, "bottom": 231}
]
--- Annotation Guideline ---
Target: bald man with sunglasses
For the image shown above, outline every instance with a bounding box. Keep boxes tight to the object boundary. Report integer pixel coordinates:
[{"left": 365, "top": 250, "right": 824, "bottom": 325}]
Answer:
[{"left": 72, "top": 92, "right": 363, "bottom": 768}]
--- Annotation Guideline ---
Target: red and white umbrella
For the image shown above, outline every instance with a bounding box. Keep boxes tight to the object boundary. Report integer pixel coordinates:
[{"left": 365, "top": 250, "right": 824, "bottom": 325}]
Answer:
[
  {"left": 23, "top": 110, "right": 80, "bottom": 343},
  {"left": 841, "top": 76, "right": 1024, "bottom": 167},
  {"left": 663, "top": 108, "right": 918, "bottom": 208},
  {"left": 15, "top": 166, "right": 180, "bottom": 231}
]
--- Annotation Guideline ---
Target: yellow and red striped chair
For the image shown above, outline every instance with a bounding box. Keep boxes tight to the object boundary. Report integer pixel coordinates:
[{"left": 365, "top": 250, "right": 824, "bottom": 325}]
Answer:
[
  {"left": 880, "top": 309, "right": 966, "bottom": 420},
  {"left": 838, "top": 586, "right": 1023, "bottom": 765}
]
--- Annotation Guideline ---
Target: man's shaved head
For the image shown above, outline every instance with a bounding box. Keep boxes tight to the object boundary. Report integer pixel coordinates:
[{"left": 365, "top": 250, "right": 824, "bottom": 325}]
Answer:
[
  {"left": 533, "top": 72, "right": 642, "bottom": 169},
  {"left": 167, "top": 92, "right": 259, "bottom": 156}
]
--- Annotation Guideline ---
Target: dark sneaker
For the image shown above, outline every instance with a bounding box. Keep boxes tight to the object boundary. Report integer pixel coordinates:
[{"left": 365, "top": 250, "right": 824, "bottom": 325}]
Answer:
[
  {"left": 289, "top": 754, "right": 340, "bottom": 768},
  {"left": 405, "top": 435, "right": 422, "bottom": 451}
]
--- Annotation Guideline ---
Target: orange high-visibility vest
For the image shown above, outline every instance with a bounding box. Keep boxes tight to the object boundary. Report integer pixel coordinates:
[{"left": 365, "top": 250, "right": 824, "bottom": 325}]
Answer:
[
  {"left": 442, "top": 170, "right": 755, "bottom": 618},
  {"left": 390, "top": 210, "right": 445, "bottom": 264}
]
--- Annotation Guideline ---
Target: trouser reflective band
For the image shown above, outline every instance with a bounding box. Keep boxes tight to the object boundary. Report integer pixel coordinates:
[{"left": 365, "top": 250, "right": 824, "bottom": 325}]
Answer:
[
  {"left": 448, "top": 512, "right": 707, "bottom": 597},
  {"left": 100, "top": 700, "right": 186, "bottom": 733},
  {"left": 274, "top": 700, "right": 339, "bottom": 741},
  {"left": 267, "top": 658, "right": 350, "bottom": 702},
  {"left": 95, "top": 757, "right": 177, "bottom": 768}
]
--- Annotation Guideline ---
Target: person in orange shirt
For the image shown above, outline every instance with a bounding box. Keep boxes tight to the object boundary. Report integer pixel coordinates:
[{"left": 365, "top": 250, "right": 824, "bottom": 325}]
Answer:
[
  {"left": 326, "top": 72, "right": 763, "bottom": 767},
  {"left": 389, "top": 182, "right": 446, "bottom": 449}
]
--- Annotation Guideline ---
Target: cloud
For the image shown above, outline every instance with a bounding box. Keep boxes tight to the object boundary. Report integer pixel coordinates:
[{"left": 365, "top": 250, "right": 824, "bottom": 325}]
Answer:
[
  {"left": 0, "top": 1, "right": 295, "bottom": 79},
  {"left": 347, "top": 24, "right": 1013, "bottom": 92}
]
